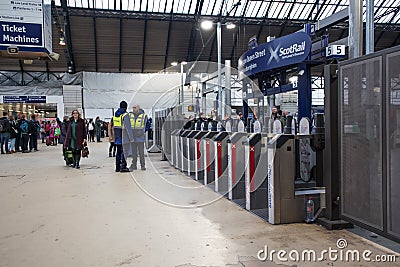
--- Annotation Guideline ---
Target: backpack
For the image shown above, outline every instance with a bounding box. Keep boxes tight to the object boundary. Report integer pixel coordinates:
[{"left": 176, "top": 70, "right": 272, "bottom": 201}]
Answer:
[
  {"left": 29, "top": 120, "right": 40, "bottom": 133},
  {"left": 0, "top": 119, "right": 7, "bottom": 133},
  {"left": 54, "top": 127, "right": 61, "bottom": 136},
  {"left": 20, "top": 120, "right": 29, "bottom": 134}
]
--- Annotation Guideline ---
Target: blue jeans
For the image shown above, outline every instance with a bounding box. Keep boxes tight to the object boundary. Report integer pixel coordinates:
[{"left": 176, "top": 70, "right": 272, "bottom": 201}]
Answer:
[
  {"left": 96, "top": 130, "right": 101, "bottom": 142},
  {"left": 8, "top": 138, "right": 16, "bottom": 151},
  {"left": 0, "top": 132, "right": 10, "bottom": 153}
]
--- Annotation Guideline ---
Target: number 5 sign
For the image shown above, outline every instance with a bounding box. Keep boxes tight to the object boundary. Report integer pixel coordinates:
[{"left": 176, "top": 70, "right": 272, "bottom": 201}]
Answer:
[{"left": 326, "top": 45, "right": 346, "bottom": 59}]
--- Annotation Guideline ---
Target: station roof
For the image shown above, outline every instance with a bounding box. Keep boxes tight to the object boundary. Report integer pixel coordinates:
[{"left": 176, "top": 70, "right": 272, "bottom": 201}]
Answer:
[{"left": 0, "top": 0, "right": 399, "bottom": 74}]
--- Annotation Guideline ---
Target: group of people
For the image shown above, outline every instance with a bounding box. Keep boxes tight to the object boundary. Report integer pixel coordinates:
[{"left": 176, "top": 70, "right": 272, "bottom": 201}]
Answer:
[
  {"left": 87, "top": 117, "right": 108, "bottom": 143},
  {"left": 1, "top": 104, "right": 150, "bottom": 172},
  {"left": 111, "top": 101, "right": 149, "bottom": 172},
  {"left": 0, "top": 112, "right": 42, "bottom": 154}
]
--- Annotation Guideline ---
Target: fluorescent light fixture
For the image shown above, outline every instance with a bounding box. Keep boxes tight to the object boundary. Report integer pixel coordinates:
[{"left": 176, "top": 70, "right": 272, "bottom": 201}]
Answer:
[
  {"left": 181, "top": 61, "right": 187, "bottom": 65},
  {"left": 297, "top": 69, "right": 305, "bottom": 76},
  {"left": 226, "top": 23, "right": 236, "bottom": 29},
  {"left": 201, "top": 20, "right": 213, "bottom": 30},
  {"left": 59, "top": 35, "right": 66, "bottom": 46},
  {"left": 171, "top": 62, "right": 178, "bottom": 66},
  {"left": 289, "top": 76, "right": 298, "bottom": 83}
]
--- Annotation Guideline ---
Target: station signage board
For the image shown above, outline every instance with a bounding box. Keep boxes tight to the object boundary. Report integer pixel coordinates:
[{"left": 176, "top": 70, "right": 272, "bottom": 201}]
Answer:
[
  {"left": 3, "top": 95, "right": 46, "bottom": 103},
  {"left": 0, "top": 0, "right": 52, "bottom": 53},
  {"left": 238, "top": 32, "right": 312, "bottom": 79}
]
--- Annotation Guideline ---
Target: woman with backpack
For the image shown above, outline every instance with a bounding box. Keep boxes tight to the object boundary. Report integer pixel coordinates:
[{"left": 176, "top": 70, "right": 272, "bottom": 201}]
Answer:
[{"left": 64, "top": 109, "right": 87, "bottom": 169}]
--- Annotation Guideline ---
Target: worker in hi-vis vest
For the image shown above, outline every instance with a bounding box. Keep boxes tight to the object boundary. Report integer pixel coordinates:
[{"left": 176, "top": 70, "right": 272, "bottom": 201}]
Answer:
[
  {"left": 113, "top": 101, "right": 134, "bottom": 173},
  {"left": 128, "top": 104, "right": 147, "bottom": 171}
]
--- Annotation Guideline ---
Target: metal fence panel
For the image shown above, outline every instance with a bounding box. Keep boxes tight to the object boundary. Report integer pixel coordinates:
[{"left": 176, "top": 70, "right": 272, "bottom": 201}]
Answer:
[
  {"left": 387, "top": 51, "right": 400, "bottom": 239},
  {"left": 340, "top": 57, "right": 383, "bottom": 230}
]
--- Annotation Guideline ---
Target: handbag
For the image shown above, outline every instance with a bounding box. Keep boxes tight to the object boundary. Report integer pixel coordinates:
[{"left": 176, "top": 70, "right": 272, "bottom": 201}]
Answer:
[{"left": 81, "top": 145, "right": 89, "bottom": 158}]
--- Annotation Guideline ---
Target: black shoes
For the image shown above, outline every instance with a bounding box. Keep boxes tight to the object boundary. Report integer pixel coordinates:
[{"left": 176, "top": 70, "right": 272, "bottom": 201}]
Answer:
[
  {"left": 119, "top": 168, "right": 130, "bottom": 173},
  {"left": 109, "top": 153, "right": 112, "bottom": 157},
  {"left": 141, "top": 167, "right": 146, "bottom": 171}
]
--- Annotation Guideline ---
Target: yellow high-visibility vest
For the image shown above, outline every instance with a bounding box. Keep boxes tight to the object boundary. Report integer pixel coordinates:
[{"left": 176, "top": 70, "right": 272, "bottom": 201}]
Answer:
[
  {"left": 129, "top": 113, "right": 146, "bottom": 130},
  {"left": 113, "top": 113, "right": 128, "bottom": 128}
]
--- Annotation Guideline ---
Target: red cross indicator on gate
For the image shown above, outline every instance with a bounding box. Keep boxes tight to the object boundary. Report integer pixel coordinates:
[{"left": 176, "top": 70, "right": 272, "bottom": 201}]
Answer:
[
  {"left": 232, "top": 144, "right": 236, "bottom": 149},
  {"left": 250, "top": 147, "right": 255, "bottom": 151},
  {"left": 218, "top": 143, "right": 221, "bottom": 147}
]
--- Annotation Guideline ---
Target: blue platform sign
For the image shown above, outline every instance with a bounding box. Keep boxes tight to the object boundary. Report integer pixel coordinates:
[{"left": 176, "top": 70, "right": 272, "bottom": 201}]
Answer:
[
  {"left": 3, "top": 95, "right": 46, "bottom": 103},
  {"left": 238, "top": 32, "right": 312, "bottom": 79}
]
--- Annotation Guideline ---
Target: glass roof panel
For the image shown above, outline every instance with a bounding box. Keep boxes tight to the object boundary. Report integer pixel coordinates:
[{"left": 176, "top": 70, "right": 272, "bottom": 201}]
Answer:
[
  {"left": 268, "top": 2, "right": 280, "bottom": 18},
  {"left": 56, "top": 0, "right": 400, "bottom": 24},
  {"left": 246, "top": 1, "right": 259, "bottom": 18},
  {"left": 274, "top": 2, "right": 288, "bottom": 19},
  {"left": 189, "top": 0, "right": 197, "bottom": 14},
  {"left": 210, "top": 0, "right": 222, "bottom": 16},
  {"left": 291, "top": 3, "right": 306, "bottom": 20},
  {"left": 134, "top": 0, "right": 141, "bottom": 11},
  {"left": 256, "top": 3, "right": 269, "bottom": 18},
  {"left": 164, "top": 0, "right": 173, "bottom": 13},
  {"left": 181, "top": 0, "right": 191, "bottom": 14}
]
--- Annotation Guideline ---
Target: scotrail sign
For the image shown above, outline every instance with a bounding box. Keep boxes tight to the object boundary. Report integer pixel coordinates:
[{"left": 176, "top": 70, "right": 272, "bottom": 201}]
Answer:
[
  {"left": 238, "top": 32, "right": 312, "bottom": 79},
  {"left": 0, "top": 0, "right": 52, "bottom": 53}
]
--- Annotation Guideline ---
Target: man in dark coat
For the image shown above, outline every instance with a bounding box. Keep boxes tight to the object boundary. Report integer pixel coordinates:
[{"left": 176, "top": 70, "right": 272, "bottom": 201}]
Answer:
[{"left": 113, "top": 101, "right": 134, "bottom": 172}]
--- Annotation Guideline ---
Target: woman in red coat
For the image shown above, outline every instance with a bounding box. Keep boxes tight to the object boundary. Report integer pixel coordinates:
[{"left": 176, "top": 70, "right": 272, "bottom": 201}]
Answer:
[{"left": 64, "top": 109, "right": 87, "bottom": 169}]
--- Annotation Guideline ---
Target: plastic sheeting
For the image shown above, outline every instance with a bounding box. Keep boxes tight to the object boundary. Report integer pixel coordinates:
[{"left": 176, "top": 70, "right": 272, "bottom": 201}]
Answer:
[
  {"left": 0, "top": 71, "right": 82, "bottom": 97},
  {"left": 82, "top": 72, "right": 181, "bottom": 112}
]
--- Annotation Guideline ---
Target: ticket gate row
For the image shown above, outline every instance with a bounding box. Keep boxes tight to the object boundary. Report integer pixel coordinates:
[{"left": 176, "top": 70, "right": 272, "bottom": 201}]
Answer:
[{"left": 170, "top": 128, "right": 325, "bottom": 224}]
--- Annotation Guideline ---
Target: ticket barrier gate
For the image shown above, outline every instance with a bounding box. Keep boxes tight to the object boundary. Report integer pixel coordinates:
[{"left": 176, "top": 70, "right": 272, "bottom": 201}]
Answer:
[
  {"left": 227, "top": 132, "right": 249, "bottom": 207},
  {"left": 170, "top": 129, "right": 180, "bottom": 168},
  {"left": 267, "top": 134, "right": 325, "bottom": 224},
  {"left": 212, "top": 132, "right": 229, "bottom": 195},
  {"left": 180, "top": 130, "right": 191, "bottom": 172},
  {"left": 201, "top": 131, "right": 219, "bottom": 186},
  {"left": 194, "top": 131, "right": 209, "bottom": 182},
  {"left": 186, "top": 130, "right": 199, "bottom": 177},
  {"left": 244, "top": 133, "right": 269, "bottom": 220}
]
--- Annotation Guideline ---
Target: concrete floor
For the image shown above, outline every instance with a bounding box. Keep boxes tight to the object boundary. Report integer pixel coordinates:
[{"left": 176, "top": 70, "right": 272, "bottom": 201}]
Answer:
[{"left": 0, "top": 141, "right": 398, "bottom": 267}]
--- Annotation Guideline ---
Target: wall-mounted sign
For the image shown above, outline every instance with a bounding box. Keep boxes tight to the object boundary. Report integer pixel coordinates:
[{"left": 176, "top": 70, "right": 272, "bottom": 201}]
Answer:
[
  {"left": 326, "top": 45, "right": 345, "bottom": 59},
  {"left": 0, "top": 0, "right": 52, "bottom": 53},
  {"left": 3, "top": 95, "right": 46, "bottom": 103},
  {"left": 238, "top": 32, "right": 312, "bottom": 79}
]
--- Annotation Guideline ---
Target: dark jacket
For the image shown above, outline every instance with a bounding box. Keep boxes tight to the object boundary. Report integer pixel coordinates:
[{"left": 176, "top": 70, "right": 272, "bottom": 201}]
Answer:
[
  {"left": 64, "top": 117, "right": 86, "bottom": 149},
  {"left": 60, "top": 120, "right": 69, "bottom": 144},
  {"left": 113, "top": 108, "right": 133, "bottom": 145},
  {"left": 0, "top": 117, "right": 10, "bottom": 133}
]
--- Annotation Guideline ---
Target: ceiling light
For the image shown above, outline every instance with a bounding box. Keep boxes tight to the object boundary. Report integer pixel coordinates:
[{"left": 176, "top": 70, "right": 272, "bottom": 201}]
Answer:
[
  {"left": 171, "top": 62, "right": 178, "bottom": 66},
  {"left": 181, "top": 61, "right": 187, "bottom": 65},
  {"left": 289, "top": 76, "right": 298, "bottom": 83},
  {"left": 201, "top": 20, "right": 213, "bottom": 30},
  {"left": 226, "top": 23, "right": 236, "bottom": 29}
]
